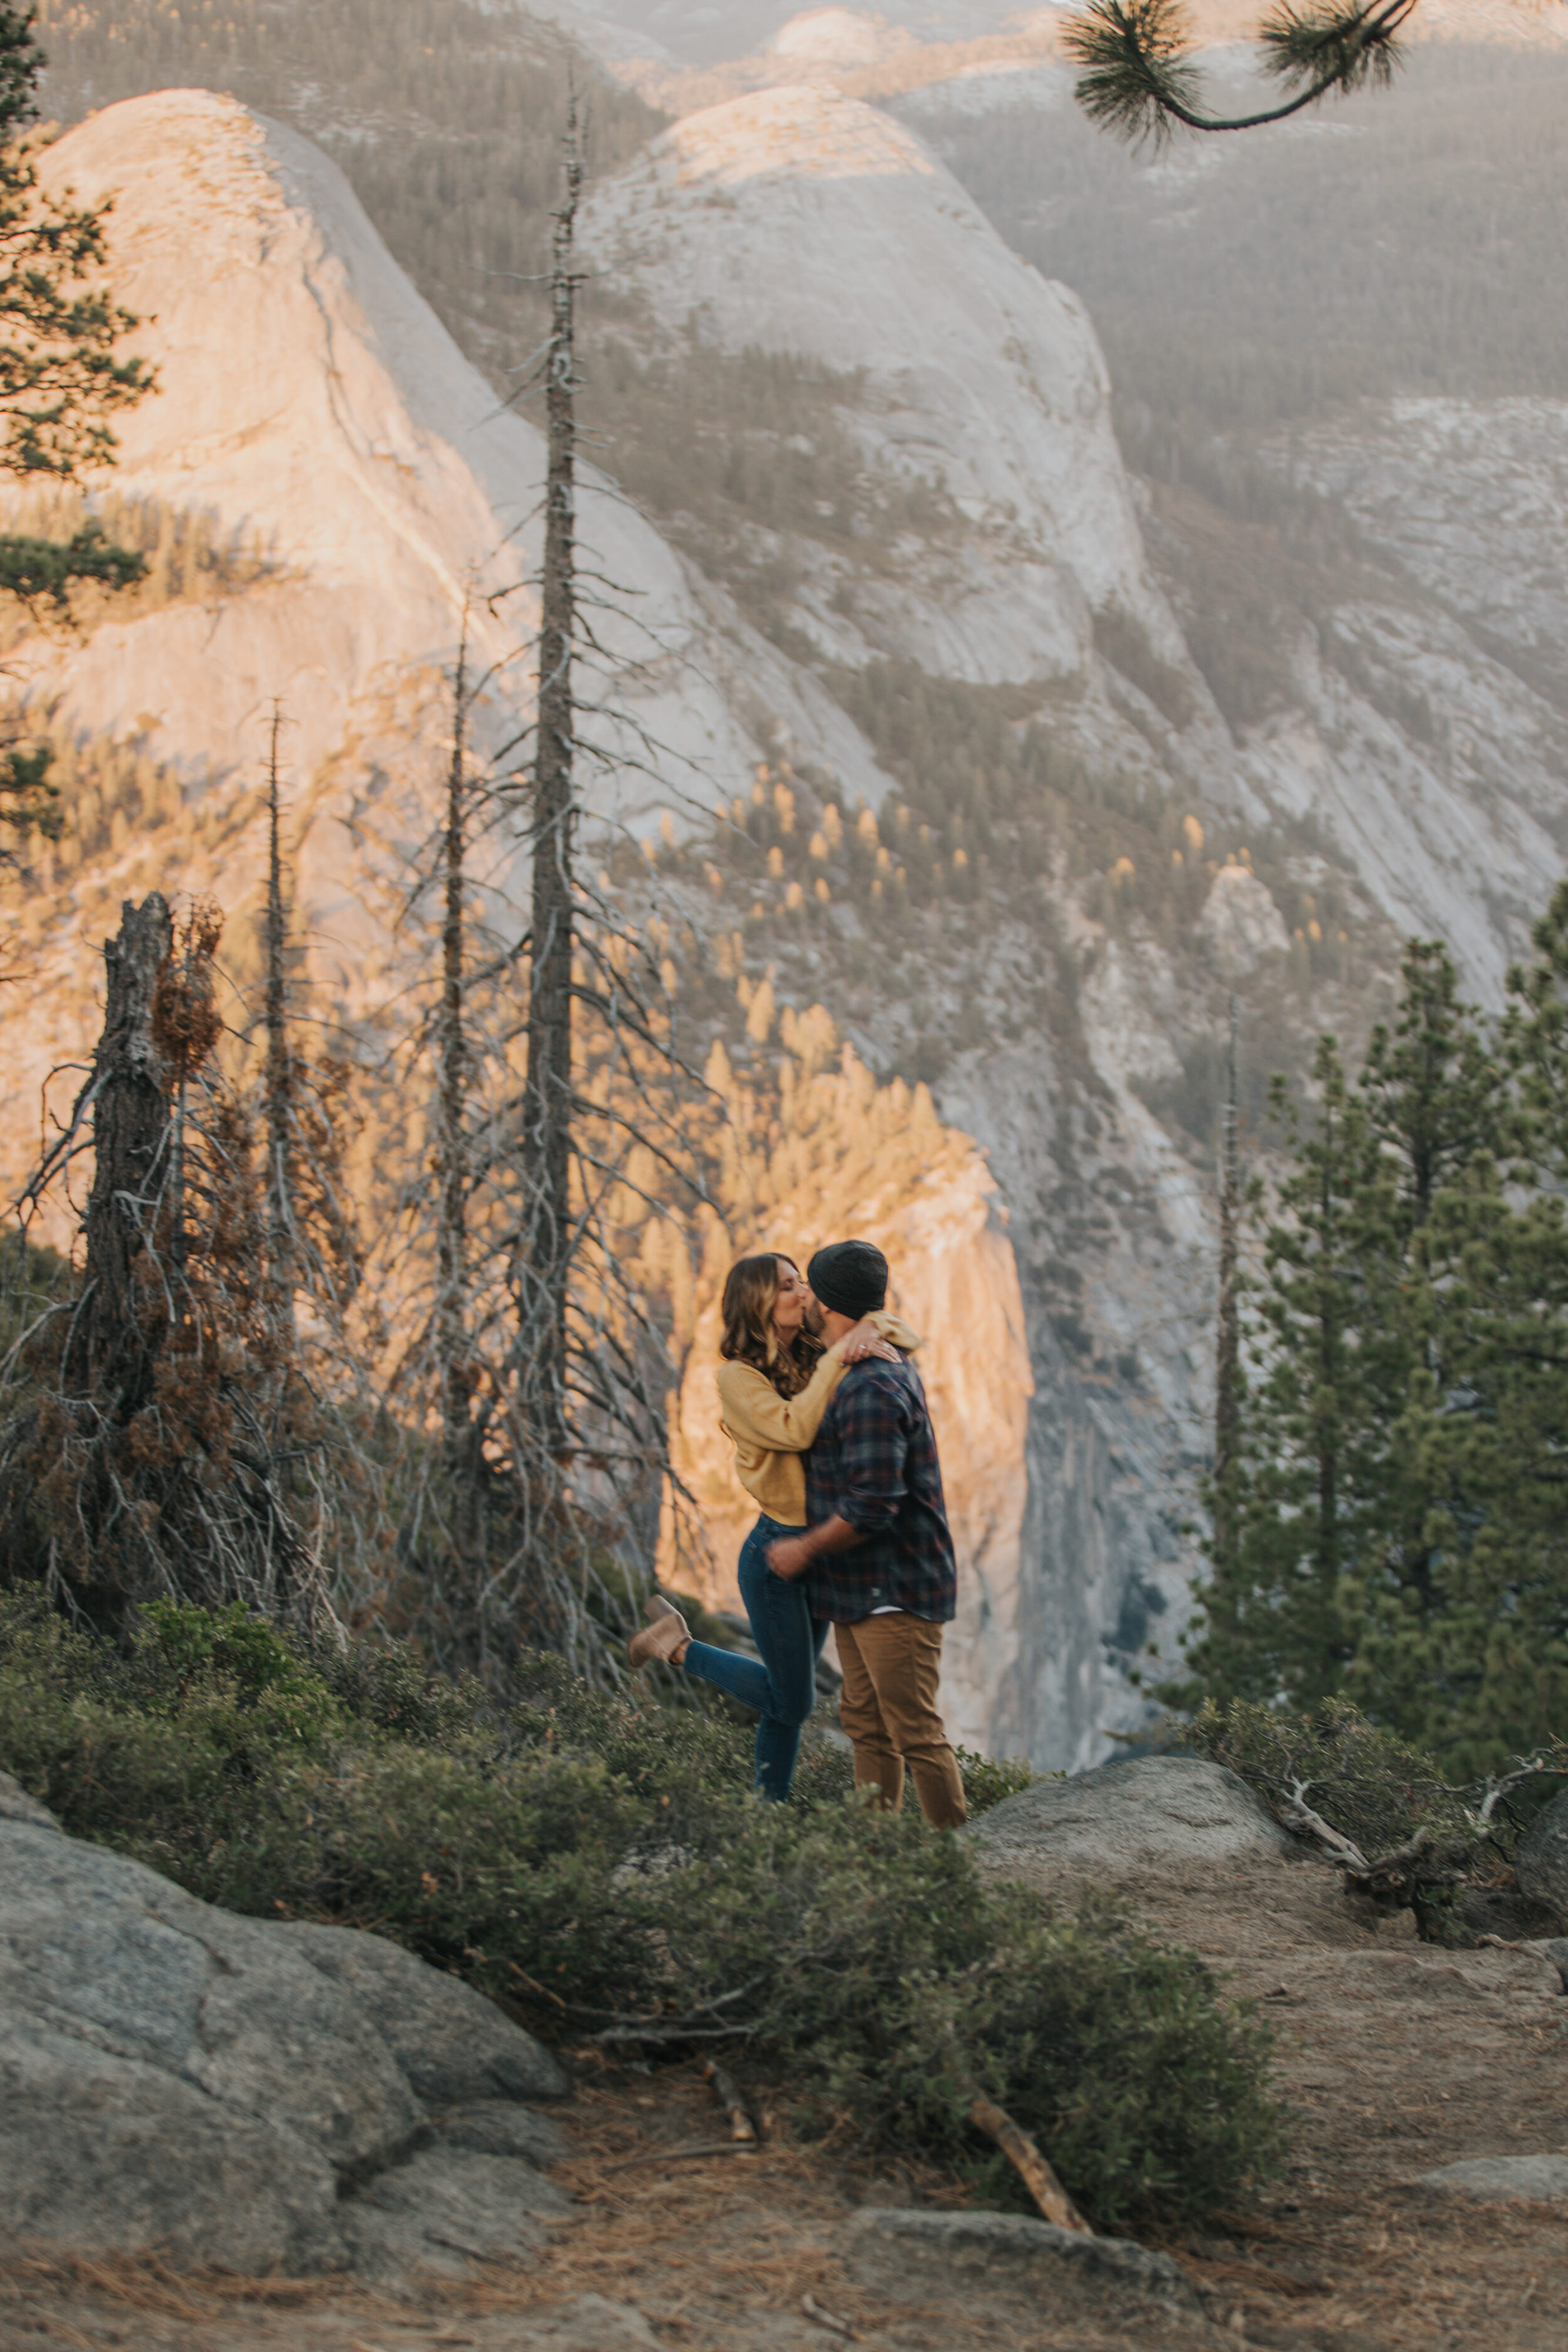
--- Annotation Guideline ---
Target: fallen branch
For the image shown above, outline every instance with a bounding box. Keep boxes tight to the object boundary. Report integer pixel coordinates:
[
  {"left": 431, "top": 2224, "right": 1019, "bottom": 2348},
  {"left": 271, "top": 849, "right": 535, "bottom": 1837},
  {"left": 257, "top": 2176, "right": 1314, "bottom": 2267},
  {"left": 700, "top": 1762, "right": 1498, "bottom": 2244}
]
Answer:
[
  {"left": 1279, "top": 1784, "right": 1448, "bottom": 1897},
  {"left": 564, "top": 1978, "right": 766, "bottom": 2027},
  {"left": 1470, "top": 1756, "right": 1568, "bottom": 1828},
  {"left": 700, "top": 2055, "right": 756, "bottom": 2144},
  {"left": 506, "top": 1962, "right": 567, "bottom": 2010},
  {"left": 1281, "top": 1781, "right": 1370, "bottom": 1872},
  {"left": 966, "top": 2092, "right": 1091, "bottom": 2235},
  {"left": 1355, "top": 1828, "right": 1433, "bottom": 1895}
]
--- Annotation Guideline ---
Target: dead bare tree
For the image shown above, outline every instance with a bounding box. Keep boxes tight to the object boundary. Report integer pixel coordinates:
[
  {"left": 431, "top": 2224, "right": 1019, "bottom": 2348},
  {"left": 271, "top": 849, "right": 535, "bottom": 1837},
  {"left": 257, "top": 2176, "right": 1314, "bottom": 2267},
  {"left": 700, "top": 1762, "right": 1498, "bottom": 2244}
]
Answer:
[
  {"left": 370, "top": 117, "right": 721, "bottom": 1685},
  {"left": 428, "top": 613, "right": 495, "bottom": 1602},
  {"left": 515, "top": 108, "right": 584, "bottom": 1461},
  {"left": 66, "top": 891, "right": 174, "bottom": 1411},
  {"left": 0, "top": 891, "right": 330, "bottom": 1626},
  {"left": 262, "top": 706, "right": 297, "bottom": 1334}
]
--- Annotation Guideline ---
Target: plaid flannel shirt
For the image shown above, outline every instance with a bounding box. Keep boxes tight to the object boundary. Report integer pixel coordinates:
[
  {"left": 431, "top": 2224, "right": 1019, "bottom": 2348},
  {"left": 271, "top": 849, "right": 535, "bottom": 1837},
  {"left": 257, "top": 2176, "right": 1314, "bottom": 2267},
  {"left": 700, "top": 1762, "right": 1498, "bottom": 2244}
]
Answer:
[{"left": 803, "top": 1354, "right": 957, "bottom": 1625}]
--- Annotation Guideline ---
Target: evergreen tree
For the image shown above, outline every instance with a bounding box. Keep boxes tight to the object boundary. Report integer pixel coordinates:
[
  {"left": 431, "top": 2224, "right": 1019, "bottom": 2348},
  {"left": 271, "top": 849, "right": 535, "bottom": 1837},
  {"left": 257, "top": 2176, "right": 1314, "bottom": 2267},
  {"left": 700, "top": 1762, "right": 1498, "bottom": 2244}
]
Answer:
[
  {"left": 1178, "top": 1034, "right": 1382, "bottom": 1710},
  {"left": 1334, "top": 948, "right": 1505, "bottom": 1757},
  {"left": 0, "top": 9, "right": 149, "bottom": 508},
  {"left": 0, "top": 6, "right": 151, "bottom": 849},
  {"left": 1175, "top": 936, "right": 1568, "bottom": 1771}
]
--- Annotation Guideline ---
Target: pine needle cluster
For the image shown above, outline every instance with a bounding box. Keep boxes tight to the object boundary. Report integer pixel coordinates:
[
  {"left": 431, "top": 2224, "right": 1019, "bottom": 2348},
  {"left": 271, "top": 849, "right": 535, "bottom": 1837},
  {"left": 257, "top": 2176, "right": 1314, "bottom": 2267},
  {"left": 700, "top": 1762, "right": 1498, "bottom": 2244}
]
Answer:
[{"left": 1063, "top": 0, "right": 1417, "bottom": 146}]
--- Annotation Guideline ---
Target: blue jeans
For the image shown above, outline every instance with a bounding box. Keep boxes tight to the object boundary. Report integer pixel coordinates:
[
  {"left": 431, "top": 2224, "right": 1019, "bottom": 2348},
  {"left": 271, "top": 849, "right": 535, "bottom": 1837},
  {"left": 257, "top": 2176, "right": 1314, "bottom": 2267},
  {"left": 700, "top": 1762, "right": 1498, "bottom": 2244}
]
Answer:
[{"left": 681, "top": 1515, "right": 829, "bottom": 1801}]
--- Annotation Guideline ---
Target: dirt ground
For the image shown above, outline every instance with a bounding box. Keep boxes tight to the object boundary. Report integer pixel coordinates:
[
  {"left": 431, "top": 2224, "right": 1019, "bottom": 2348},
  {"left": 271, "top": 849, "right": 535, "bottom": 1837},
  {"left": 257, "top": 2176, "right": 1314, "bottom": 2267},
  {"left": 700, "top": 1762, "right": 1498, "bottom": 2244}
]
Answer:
[{"left": 4, "top": 1850, "right": 1566, "bottom": 2352}]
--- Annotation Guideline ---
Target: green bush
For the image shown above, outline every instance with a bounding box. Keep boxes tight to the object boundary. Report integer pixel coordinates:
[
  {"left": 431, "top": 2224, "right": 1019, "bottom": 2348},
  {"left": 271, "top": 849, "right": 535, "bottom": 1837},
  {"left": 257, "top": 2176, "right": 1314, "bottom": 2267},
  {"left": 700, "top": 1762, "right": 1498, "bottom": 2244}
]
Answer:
[
  {"left": 953, "top": 1744, "right": 1042, "bottom": 1816},
  {"left": 1186, "top": 1695, "right": 1568, "bottom": 1929},
  {"left": 0, "top": 1593, "right": 1283, "bottom": 2230}
]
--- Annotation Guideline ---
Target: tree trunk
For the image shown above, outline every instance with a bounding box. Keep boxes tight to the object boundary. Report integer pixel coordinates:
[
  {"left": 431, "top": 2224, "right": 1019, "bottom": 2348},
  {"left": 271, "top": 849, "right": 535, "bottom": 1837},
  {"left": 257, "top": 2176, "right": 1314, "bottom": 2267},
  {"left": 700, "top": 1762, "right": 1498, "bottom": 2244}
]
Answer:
[
  {"left": 262, "top": 705, "right": 296, "bottom": 1334},
  {"left": 68, "top": 892, "right": 174, "bottom": 1407},
  {"left": 435, "top": 622, "right": 475, "bottom": 1484},
  {"left": 518, "top": 120, "right": 583, "bottom": 1459}
]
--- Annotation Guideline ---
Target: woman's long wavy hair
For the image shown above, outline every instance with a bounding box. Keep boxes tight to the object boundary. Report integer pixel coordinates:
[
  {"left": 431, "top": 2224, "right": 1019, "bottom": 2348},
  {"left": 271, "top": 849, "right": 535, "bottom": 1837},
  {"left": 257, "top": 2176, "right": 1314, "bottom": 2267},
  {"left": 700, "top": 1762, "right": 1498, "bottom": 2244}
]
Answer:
[{"left": 718, "top": 1253, "right": 824, "bottom": 1400}]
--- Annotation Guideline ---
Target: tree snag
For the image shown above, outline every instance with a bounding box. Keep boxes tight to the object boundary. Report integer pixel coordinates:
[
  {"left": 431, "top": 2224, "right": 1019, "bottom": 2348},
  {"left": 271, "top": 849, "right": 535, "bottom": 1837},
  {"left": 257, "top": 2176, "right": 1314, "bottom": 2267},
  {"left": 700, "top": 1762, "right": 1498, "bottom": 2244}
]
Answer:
[
  {"left": 517, "top": 104, "right": 583, "bottom": 1459},
  {"left": 262, "top": 706, "right": 296, "bottom": 1333},
  {"left": 66, "top": 891, "right": 174, "bottom": 1407}
]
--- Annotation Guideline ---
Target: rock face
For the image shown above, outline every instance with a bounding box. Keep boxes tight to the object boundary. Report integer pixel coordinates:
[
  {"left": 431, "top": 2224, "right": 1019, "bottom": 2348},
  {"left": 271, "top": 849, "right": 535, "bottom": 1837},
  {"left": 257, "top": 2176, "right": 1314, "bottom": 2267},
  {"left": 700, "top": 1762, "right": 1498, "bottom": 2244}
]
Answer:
[
  {"left": 2, "top": 88, "right": 893, "bottom": 1248},
  {"left": 0, "top": 1794, "right": 569, "bottom": 2279},
  {"left": 581, "top": 83, "right": 1191, "bottom": 689},
  {"left": 968, "top": 1755, "right": 1291, "bottom": 1882},
  {"left": 272, "top": 1919, "right": 565, "bottom": 2106},
  {"left": 1515, "top": 1789, "right": 1568, "bottom": 1928},
  {"left": 27, "top": 90, "right": 881, "bottom": 830}
]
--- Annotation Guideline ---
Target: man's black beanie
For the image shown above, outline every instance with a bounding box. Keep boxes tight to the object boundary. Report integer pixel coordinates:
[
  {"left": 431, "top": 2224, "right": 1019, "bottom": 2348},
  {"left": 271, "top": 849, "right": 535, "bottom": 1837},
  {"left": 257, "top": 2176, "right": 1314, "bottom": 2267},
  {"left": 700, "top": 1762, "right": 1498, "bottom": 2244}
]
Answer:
[{"left": 807, "top": 1239, "right": 889, "bottom": 1320}]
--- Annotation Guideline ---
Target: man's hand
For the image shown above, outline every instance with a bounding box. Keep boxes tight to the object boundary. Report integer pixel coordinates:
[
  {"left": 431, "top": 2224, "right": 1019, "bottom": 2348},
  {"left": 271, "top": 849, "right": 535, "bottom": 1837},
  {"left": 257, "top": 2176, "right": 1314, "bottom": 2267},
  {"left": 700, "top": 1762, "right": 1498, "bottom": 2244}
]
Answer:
[
  {"left": 766, "top": 1535, "right": 813, "bottom": 1581},
  {"left": 768, "top": 1514, "right": 861, "bottom": 1581}
]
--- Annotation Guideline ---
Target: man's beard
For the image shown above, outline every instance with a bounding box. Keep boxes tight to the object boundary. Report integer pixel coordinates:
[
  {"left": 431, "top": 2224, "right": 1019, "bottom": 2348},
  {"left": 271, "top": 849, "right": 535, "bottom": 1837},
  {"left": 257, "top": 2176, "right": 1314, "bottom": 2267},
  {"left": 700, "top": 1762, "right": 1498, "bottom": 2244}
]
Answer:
[{"left": 802, "top": 1298, "right": 825, "bottom": 1337}]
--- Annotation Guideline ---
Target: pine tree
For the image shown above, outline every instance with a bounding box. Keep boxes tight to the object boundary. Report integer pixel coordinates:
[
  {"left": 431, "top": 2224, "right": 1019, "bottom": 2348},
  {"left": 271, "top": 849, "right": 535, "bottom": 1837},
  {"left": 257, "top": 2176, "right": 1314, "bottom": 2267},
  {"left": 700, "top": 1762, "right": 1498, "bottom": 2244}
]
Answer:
[
  {"left": 1176, "top": 938, "right": 1568, "bottom": 1771},
  {"left": 0, "top": 7, "right": 152, "bottom": 849},
  {"left": 1333, "top": 946, "right": 1503, "bottom": 1754},
  {"left": 0, "top": 7, "right": 150, "bottom": 526},
  {"left": 1, "top": 894, "right": 328, "bottom": 1626},
  {"left": 1179, "top": 1034, "right": 1382, "bottom": 1710}
]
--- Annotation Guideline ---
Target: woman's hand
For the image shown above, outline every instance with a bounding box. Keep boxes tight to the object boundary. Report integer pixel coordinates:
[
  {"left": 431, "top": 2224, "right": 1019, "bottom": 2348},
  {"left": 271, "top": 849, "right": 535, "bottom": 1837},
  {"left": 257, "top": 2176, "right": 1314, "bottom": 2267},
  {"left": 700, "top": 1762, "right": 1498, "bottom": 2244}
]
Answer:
[{"left": 837, "top": 1316, "right": 899, "bottom": 1365}]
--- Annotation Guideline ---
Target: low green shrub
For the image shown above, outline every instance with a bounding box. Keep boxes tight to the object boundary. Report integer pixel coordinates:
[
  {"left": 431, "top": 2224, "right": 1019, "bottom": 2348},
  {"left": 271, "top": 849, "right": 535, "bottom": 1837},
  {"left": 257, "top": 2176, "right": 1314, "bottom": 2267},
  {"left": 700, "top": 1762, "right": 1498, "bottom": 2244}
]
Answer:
[
  {"left": 0, "top": 1593, "right": 1284, "bottom": 2230},
  {"left": 952, "top": 1744, "right": 1042, "bottom": 1816},
  {"left": 1186, "top": 1695, "right": 1568, "bottom": 1925}
]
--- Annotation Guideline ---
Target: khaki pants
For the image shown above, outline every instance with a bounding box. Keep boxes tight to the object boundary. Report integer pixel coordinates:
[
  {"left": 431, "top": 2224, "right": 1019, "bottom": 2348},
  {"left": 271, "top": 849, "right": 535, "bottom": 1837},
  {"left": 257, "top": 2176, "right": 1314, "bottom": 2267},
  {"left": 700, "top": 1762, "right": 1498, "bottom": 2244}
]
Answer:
[{"left": 834, "top": 1613, "right": 968, "bottom": 1830}]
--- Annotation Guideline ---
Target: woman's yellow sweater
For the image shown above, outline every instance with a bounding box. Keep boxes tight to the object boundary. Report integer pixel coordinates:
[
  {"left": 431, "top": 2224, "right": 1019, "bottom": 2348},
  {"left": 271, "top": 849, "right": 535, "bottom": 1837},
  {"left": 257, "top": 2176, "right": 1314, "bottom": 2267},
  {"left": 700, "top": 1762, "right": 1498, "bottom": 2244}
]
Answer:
[{"left": 714, "top": 1312, "right": 921, "bottom": 1527}]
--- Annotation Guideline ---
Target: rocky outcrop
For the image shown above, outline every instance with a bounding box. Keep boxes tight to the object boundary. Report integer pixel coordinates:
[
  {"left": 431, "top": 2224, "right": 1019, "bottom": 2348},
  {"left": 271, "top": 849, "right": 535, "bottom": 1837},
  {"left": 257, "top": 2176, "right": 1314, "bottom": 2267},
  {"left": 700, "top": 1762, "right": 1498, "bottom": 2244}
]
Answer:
[
  {"left": 0, "top": 1779, "right": 569, "bottom": 2280},
  {"left": 969, "top": 1755, "right": 1291, "bottom": 1882},
  {"left": 844, "top": 2207, "right": 1204, "bottom": 2321}
]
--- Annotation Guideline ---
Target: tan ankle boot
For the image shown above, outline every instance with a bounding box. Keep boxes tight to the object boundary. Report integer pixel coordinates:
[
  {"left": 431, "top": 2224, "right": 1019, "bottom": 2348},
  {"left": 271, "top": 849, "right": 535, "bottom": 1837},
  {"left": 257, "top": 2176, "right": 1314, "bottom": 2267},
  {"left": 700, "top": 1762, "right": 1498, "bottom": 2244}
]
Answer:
[{"left": 628, "top": 1605, "right": 690, "bottom": 1670}]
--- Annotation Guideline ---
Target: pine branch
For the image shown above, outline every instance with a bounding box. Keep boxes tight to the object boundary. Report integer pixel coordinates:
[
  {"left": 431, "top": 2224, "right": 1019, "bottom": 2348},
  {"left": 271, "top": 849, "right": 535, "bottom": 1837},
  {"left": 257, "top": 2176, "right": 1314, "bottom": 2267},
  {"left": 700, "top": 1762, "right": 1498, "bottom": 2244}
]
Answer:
[{"left": 1064, "top": 0, "right": 1417, "bottom": 145}]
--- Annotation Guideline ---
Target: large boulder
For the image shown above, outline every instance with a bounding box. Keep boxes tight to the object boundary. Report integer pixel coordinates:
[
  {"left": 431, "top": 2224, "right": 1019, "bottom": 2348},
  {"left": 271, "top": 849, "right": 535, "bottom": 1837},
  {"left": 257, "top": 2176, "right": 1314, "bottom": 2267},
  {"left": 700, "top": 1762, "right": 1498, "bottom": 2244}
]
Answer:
[
  {"left": 1516, "top": 1789, "right": 1568, "bottom": 1929},
  {"left": 0, "top": 1780, "right": 569, "bottom": 2279},
  {"left": 845, "top": 2210, "right": 1203, "bottom": 2319},
  {"left": 272, "top": 1918, "right": 565, "bottom": 2105},
  {"left": 969, "top": 1754, "right": 1291, "bottom": 1883}
]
